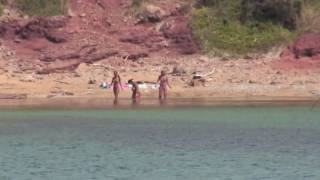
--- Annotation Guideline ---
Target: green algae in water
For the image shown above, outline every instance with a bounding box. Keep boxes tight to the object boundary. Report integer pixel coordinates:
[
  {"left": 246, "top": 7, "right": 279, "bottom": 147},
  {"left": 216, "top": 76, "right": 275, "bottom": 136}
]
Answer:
[{"left": 0, "top": 106, "right": 320, "bottom": 180}]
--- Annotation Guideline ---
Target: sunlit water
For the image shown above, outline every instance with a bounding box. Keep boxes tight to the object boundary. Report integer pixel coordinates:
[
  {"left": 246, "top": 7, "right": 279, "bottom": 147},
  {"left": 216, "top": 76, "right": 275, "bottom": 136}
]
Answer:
[{"left": 0, "top": 106, "right": 320, "bottom": 180}]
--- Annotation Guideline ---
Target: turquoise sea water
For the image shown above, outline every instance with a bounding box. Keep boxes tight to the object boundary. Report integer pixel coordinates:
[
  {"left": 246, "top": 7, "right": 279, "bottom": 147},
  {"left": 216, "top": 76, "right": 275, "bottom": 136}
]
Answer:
[{"left": 0, "top": 106, "right": 320, "bottom": 180}]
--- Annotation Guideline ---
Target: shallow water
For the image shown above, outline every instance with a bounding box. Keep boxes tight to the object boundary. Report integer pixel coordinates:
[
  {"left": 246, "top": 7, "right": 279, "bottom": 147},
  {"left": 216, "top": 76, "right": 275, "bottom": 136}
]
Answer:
[{"left": 0, "top": 106, "right": 320, "bottom": 180}]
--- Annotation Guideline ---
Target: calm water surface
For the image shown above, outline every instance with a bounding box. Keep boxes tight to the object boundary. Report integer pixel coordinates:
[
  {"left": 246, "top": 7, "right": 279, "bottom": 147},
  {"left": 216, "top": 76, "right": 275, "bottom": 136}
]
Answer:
[{"left": 0, "top": 106, "right": 320, "bottom": 180}]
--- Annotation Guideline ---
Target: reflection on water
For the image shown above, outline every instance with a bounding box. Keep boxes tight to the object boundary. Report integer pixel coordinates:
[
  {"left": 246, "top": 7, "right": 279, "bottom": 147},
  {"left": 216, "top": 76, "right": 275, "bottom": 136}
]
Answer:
[
  {"left": 0, "top": 106, "right": 320, "bottom": 180},
  {"left": 0, "top": 97, "right": 318, "bottom": 110},
  {"left": 113, "top": 99, "right": 119, "bottom": 106}
]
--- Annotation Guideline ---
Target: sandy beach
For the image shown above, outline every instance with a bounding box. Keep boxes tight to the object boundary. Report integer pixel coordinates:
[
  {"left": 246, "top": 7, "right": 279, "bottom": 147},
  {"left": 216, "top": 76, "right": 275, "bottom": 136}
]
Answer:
[{"left": 1, "top": 54, "right": 320, "bottom": 101}]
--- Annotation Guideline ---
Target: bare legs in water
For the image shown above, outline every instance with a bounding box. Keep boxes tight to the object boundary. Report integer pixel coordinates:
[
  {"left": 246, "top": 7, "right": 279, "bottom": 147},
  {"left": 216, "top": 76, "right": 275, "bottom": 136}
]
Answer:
[
  {"left": 157, "top": 70, "right": 171, "bottom": 101},
  {"left": 111, "top": 71, "right": 122, "bottom": 103}
]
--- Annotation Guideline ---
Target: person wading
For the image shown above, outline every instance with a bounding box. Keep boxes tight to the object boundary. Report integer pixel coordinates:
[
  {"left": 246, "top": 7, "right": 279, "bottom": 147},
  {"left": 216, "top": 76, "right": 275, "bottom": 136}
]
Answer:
[
  {"left": 128, "top": 79, "right": 141, "bottom": 104},
  {"left": 111, "top": 71, "right": 122, "bottom": 102},
  {"left": 157, "top": 70, "right": 171, "bottom": 100}
]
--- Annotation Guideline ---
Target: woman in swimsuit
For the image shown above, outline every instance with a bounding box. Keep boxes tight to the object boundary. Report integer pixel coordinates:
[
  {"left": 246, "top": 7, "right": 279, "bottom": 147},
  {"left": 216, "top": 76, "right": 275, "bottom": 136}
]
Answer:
[
  {"left": 157, "top": 70, "right": 171, "bottom": 100},
  {"left": 111, "top": 71, "right": 122, "bottom": 101}
]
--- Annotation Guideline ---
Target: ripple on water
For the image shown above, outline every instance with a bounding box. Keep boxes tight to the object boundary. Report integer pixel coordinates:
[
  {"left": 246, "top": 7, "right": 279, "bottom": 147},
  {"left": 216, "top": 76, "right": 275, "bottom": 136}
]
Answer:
[{"left": 0, "top": 106, "right": 320, "bottom": 180}]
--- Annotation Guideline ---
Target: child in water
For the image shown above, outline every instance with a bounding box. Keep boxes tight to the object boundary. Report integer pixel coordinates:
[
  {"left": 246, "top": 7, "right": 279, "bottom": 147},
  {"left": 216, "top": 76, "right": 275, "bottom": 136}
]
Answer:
[
  {"left": 157, "top": 70, "right": 171, "bottom": 100},
  {"left": 128, "top": 79, "right": 141, "bottom": 101}
]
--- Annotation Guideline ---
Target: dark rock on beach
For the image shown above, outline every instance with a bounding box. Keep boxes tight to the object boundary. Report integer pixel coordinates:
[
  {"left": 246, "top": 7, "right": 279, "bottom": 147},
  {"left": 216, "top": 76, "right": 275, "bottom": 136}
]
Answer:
[
  {"left": 281, "top": 32, "right": 320, "bottom": 60},
  {"left": 0, "top": 93, "right": 27, "bottom": 99}
]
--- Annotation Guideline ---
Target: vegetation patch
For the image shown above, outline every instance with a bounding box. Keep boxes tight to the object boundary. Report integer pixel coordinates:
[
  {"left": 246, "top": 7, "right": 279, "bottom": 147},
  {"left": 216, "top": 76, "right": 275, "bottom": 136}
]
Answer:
[
  {"left": 131, "top": 0, "right": 147, "bottom": 8},
  {"left": 0, "top": 0, "right": 5, "bottom": 15},
  {"left": 190, "top": 0, "right": 320, "bottom": 55},
  {"left": 298, "top": 0, "right": 320, "bottom": 32},
  {"left": 15, "top": 0, "right": 67, "bottom": 16}
]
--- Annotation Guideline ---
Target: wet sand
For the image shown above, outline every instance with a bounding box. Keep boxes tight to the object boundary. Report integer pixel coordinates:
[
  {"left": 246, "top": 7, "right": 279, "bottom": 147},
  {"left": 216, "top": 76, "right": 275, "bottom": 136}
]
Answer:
[{"left": 0, "top": 96, "right": 319, "bottom": 110}]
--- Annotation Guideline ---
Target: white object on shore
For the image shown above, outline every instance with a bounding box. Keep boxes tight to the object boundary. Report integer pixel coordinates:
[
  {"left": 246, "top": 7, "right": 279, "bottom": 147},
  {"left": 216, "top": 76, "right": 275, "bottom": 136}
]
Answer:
[
  {"left": 138, "top": 83, "right": 159, "bottom": 89},
  {"left": 136, "top": 83, "right": 159, "bottom": 92},
  {"left": 100, "top": 82, "right": 109, "bottom": 89},
  {"left": 100, "top": 82, "right": 159, "bottom": 90}
]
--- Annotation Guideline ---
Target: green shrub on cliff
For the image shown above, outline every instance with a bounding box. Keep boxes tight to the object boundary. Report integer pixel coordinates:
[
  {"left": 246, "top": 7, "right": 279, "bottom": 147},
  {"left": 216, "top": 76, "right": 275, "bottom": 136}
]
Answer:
[
  {"left": 131, "top": 0, "right": 146, "bottom": 8},
  {"left": 190, "top": 0, "right": 318, "bottom": 54},
  {"left": 0, "top": 4, "right": 4, "bottom": 15},
  {"left": 0, "top": 0, "right": 5, "bottom": 15},
  {"left": 298, "top": 0, "right": 320, "bottom": 32},
  {"left": 15, "top": 0, "right": 67, "bottom": 16},
  {"left": 240, "top": 0, "right": 303, "bottom": 30},
  {"left": 190, "top": 7, "right": 293, "bottom": 54}
]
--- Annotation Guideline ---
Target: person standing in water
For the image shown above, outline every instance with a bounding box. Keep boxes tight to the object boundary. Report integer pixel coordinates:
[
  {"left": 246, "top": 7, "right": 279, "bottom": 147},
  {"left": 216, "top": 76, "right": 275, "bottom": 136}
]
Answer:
[
  {"left": 128, "top": 79, "right": 141, "bottom": 104},
  {"left": 157, "top": 70, "right": 171, "bottom": 100},
  {"left": 111, "top": 71, "right": 122, "bottom": 101}
]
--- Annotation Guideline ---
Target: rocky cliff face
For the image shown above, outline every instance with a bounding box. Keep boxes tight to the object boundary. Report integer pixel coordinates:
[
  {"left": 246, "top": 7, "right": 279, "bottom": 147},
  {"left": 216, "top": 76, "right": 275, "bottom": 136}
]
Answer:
[
  {"left": 0, "top": 0, "right": 198, "bottom": 73},
  {"left": 0, "top": 0, "right": 319, "bottom": 76}
]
